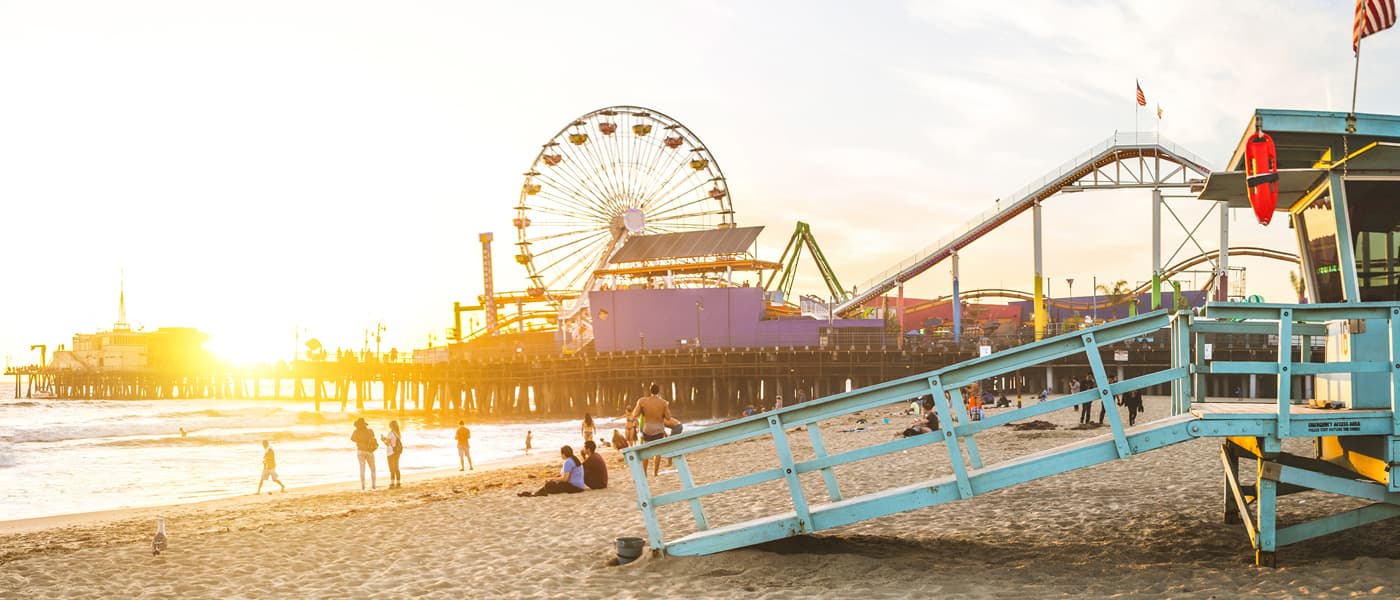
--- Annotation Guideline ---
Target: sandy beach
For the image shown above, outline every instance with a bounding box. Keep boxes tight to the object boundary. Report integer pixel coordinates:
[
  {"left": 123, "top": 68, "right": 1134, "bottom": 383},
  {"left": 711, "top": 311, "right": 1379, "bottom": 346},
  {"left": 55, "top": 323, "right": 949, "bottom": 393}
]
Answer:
[{"left": 4, "top": 396, "right": 1398, "bottom": 599}]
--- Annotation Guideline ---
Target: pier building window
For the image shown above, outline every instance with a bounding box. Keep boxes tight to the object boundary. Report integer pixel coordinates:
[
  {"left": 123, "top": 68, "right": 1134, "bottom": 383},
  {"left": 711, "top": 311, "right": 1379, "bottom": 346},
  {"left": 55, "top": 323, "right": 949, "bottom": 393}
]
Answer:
[
  {"left": 1297, "top": 195, "right": 1343, "bottom": 302},
  {"left": 1348, "top": 180, "right": 1400, "bottom": 302}
]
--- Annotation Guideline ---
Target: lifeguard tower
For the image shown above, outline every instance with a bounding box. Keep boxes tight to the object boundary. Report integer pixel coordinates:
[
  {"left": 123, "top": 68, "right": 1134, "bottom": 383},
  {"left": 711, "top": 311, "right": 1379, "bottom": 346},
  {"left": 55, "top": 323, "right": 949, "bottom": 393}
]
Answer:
[{"left": 622, "top": 109, "right": 1400, "bottom": 566}]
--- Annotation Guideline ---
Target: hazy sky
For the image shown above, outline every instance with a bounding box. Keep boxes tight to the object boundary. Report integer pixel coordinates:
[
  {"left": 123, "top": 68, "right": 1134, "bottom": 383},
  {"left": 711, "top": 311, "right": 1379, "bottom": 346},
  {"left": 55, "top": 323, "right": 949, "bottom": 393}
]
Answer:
[{"left": 2, "top": 1, "right": 1394, "bottom": 364}]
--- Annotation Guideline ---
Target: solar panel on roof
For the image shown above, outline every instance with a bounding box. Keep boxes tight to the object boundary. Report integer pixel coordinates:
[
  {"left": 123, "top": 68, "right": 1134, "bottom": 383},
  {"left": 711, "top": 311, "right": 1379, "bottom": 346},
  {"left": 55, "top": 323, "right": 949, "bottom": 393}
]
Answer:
[{"left": 610, "top": 226, "right": 764, "bottom": 263}]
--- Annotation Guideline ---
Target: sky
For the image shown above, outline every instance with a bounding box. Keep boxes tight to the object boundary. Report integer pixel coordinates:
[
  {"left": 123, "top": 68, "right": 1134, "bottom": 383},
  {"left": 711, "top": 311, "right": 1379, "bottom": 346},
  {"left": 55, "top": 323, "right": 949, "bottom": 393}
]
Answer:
[{"left": 2, "top": 0, "right": 1396, "bottom": 365}]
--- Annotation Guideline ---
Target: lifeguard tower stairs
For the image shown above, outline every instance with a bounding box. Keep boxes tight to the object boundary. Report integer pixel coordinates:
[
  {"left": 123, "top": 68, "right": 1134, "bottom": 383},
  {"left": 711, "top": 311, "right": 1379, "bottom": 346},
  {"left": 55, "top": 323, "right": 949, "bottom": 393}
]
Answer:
[{"left": 622, "top": 109, "right": 1400, "bottom": 566}]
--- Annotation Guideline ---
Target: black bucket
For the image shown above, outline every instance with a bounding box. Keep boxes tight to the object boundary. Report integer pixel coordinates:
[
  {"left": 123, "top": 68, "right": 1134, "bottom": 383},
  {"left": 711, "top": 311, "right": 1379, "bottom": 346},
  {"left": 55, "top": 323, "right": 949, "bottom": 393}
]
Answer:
[{"left": 616, "top": 537, "right": 645, "bottom": 564}]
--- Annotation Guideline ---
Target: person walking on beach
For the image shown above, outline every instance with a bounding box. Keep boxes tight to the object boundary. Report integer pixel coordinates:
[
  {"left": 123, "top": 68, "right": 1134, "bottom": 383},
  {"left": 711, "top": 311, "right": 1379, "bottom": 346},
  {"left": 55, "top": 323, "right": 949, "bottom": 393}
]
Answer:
[
  {"left": 629, "top": 382, "right": 674, "bottom": 477},
  {"left": 455, "top": 421, "right": 473, "bottom": 471},
  {"left": 1097, "top": 377, "right": 1116, "bottom": 425},
  {"left": 1121, "top": 388, "right": 1144, "bottom": 426},
  {"left": 381, "top": 420, "right": 403, "bottom": 489},
  {"left": 351, "top": 418, "right": 378, "bottom": 491},
  {"left": 581, "top": 412, "right": 596, "bottom": 444},
  {"left": 525, "top": 430, "right": 532, "bottom": 454},
  {"left": 256, "top": 440, "right": 286, "bottom": 494}
]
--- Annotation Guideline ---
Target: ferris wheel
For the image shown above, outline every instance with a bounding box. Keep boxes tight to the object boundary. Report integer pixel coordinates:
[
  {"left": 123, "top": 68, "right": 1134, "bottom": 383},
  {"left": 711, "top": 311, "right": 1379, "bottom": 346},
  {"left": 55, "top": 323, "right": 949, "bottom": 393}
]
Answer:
[{"left": 514, "top": 106, "right": 735, "bottom": 301}]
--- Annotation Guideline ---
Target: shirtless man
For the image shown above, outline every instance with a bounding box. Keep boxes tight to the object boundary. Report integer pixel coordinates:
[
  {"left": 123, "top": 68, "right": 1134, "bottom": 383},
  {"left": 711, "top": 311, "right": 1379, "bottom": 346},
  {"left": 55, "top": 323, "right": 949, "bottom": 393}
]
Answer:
[{"left": 629, "top": 382, "right": 673, "bottom": 477}]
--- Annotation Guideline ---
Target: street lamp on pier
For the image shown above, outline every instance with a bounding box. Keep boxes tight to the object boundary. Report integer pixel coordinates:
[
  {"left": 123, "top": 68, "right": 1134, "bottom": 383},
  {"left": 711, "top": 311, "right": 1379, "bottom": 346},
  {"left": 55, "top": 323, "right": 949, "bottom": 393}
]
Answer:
[{"left": 695, "top": 300, "right": 704, "bottom": 347}]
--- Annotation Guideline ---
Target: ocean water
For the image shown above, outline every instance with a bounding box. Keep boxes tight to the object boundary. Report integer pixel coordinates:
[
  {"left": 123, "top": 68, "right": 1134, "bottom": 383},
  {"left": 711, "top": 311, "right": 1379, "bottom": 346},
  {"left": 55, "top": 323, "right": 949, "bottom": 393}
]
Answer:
[{"left": 0, "top": 386, "right": 637, "bottom": 520}]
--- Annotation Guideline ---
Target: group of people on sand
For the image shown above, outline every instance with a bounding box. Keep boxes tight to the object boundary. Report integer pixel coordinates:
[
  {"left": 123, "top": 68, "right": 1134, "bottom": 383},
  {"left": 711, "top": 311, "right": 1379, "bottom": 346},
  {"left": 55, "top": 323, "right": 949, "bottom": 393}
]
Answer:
[
  {"left": 519, "top": 381, "right": 683, "bottom": 497},
  {"left": 1066, "top": 374, "right": 1142, "bottom": 426}
]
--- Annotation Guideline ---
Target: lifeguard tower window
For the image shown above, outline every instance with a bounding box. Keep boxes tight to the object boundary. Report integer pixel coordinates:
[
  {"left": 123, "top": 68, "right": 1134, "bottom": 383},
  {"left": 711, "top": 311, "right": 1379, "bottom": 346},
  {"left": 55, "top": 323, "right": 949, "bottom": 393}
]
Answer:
[
  {"left": 1349, "top": 180, "right": 1400, "bottom": 301},
  {"left": 1297, "top": 195, "right": 1343, "bottom": 302}
]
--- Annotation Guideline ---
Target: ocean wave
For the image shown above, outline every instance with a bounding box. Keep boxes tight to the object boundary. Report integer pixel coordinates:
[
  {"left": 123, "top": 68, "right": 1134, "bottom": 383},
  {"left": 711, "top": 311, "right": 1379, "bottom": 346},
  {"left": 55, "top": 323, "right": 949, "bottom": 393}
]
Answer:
[
  {"left": 9, "top": 413, "right": 302, "bottom": 444},
  {"left": 90, "top": 429, "right": 329, "bottom": 448}
]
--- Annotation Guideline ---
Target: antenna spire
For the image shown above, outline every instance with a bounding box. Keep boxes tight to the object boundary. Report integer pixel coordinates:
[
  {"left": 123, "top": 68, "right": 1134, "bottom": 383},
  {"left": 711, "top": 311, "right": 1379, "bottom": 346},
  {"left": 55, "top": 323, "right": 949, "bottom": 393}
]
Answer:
[{"left": 116, "top": 269, "right": 130, "bottom": 332}]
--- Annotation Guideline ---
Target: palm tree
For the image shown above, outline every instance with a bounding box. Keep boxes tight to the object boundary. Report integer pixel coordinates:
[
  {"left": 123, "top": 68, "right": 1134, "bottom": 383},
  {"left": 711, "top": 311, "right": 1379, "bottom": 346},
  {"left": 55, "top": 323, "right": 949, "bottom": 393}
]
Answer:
[
  {"left": 1095, "top": 279, "right": 1133, "bottom": 313},
  {"left": 1288, "top": 270, "right": 1307, "bottom": 303}
]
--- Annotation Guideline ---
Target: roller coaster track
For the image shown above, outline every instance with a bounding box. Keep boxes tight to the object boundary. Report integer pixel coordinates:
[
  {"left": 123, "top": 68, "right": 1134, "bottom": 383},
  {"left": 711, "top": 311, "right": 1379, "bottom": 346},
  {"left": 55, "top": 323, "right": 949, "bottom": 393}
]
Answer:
[
  {"left": 897, "top": 246, "right": 1299, "bottom": 314},
  {"left": 835, "top": 132, "right": 1214, "bottom": 317}
]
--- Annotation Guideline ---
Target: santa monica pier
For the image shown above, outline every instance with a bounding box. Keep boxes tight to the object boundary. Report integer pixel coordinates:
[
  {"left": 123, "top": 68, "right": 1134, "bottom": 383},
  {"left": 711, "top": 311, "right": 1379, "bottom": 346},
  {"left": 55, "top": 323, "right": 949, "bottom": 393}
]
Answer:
[{"left": 8, "top": 105, "right": 1305, "bottom": 418}]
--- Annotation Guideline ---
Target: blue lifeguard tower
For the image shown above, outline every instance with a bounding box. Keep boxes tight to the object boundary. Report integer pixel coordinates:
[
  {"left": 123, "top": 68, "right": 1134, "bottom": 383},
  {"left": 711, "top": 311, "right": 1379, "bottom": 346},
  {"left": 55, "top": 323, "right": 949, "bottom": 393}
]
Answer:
[{"left": 622, "top": 109, "right": 1400, "bottom": 566}]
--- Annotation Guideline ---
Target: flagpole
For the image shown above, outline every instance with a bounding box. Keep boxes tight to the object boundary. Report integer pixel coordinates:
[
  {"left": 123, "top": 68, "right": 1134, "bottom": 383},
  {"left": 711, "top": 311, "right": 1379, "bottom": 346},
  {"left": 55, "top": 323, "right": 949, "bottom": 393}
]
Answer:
[{"left": 1350, "top": 4, "right": 1367, "bottom": 133}]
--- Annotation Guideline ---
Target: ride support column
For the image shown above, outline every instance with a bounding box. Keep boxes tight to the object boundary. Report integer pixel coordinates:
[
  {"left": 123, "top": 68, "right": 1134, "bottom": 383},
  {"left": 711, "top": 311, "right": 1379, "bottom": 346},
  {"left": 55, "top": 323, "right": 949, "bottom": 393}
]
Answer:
[
  {"left": 1152, "top": 188, "right": 1163, "bottom": 310},
  {"left": 1218, "top": 203, "right": 1230, "bottom": 301},
  {"left": 952, "top": 251, "right": 961, "bottom": 343},
  {"left": 1033, "top": 200, "right": 1046, "bottom": 340}
]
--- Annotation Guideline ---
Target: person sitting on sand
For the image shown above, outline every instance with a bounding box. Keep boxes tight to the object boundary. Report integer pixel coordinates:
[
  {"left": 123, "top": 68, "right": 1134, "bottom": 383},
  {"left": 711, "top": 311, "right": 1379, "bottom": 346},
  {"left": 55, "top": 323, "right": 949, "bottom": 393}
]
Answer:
[
  {"left": 581, "top": 440, "right": 608, "bottom": 490},
  {"left": 519, "top": 445, "right": 586, "bottom": 496},
  {"left": 901, "top": 402, "right": 940, "bottom": 437},
  {"left": 257, "top": 440, "right": 286, "bottom": 494},
  {"left": 611, "top": 428, "right": 629, "bottom": 450}
]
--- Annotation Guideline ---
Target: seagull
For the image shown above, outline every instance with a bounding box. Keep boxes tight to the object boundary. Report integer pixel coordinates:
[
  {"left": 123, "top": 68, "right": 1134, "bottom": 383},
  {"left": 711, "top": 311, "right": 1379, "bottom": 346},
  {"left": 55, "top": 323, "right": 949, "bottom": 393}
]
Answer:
[{"left": 152, "top": 517, "right": 168, "bottom": 556}]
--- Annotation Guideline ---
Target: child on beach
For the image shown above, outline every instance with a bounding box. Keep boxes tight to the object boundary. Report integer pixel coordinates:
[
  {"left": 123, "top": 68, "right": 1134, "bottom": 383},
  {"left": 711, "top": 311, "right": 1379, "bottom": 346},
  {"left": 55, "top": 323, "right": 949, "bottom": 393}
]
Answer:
[{"left": 257, "top": 440, "right": 286, "bottom": 494}]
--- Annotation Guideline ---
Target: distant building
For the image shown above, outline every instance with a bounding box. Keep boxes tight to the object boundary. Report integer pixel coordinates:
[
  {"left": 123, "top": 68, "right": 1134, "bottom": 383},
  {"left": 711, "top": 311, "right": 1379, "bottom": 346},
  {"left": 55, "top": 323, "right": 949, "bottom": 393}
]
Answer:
[
  {"left": 64, "top": 327, "right": 211, "bottom": 372},
  {"left": 48, "top": 279, "right": 212, "bottom": 373}
]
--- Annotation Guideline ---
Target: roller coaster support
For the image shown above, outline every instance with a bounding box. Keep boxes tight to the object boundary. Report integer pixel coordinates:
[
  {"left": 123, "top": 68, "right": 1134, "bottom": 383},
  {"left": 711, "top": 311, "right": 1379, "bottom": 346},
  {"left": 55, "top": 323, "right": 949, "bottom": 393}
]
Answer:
[
  {"left": 897, "top": 283, "right": 904, "bottom": 349},
  {"left": 1217, "top": 202, "right": 1230, "bottom": 301},
  {"left": 1152, "top": 188, "right": 1163, "bottom": 310},
  {"left": 1033, "top": 200, "right": 1046, "bottom": 340},
  {"left": 952, "top": 251, "right": 962, "bottom": 342}
]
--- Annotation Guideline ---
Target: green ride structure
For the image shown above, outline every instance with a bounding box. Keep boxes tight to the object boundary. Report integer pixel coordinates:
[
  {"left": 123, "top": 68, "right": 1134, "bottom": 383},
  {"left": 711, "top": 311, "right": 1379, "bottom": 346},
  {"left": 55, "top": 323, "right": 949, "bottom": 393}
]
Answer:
[{"left": 622, "top": 109, "right": 1400, "bottom": 566}]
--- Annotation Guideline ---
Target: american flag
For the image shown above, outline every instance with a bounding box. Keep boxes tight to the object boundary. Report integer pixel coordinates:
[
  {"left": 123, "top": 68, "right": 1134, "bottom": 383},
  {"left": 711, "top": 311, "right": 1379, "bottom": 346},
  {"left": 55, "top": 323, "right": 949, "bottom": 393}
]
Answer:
[
  {"left": 1135, "top": 81, "right": 1146, "bottom": 106},
  {"left": 1355, "top": 0, "right": 1397, "bottom": 54}
]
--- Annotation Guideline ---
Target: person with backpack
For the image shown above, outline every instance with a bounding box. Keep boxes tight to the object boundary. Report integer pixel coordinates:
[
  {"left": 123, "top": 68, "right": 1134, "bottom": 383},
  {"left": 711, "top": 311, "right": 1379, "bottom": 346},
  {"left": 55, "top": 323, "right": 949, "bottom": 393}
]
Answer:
[
  {"left": 381, "top": 420, "right": 404, "bottom": 489},
  {"left": 351, "top": 418, "right": 378, "bottom": 491}
]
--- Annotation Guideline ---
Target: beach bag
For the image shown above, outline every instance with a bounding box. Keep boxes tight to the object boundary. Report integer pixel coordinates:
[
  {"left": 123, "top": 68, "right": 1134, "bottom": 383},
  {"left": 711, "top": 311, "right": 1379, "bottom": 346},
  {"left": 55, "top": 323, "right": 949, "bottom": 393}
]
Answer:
[
  {"left": 368, "top": 436, "right": 379, "bottom": 452},
  {"left": 394, "top": 436, "right": 403, "bottom": 454}
]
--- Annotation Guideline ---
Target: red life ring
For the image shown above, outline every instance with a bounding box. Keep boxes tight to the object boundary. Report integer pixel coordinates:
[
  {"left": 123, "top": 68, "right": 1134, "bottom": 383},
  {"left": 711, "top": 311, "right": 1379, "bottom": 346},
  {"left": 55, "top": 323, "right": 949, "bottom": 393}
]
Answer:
[{"left": 1244, "top": 131, "right": 1279, "bottom": 225}]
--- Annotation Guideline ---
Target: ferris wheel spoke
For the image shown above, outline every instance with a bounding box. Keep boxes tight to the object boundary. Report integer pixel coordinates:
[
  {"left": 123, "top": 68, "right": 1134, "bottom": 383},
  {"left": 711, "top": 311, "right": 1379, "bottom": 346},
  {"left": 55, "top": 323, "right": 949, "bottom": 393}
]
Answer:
[
  {"left": 647, "top": 221, "right": 718, "bottom": 232},
  {"left": 552, "top": 143, "right": 620, "bottom": 213},
  {"left": 531, "top": 190, "right": 615, "bottom": 223},
  {"left": 648, "top": 206, "right": 725, "bottom": 223},
  {"left": 639, "top": 149, "right": 703, "bottom": 211},
  {"left": 535, "top": 171, "right": 613, "bottom": 220},
  {"left": 632, "top": 128, "right": 672, "bottom": 207},
  {"left": 527, "top": 228, "right": 610, "bottom": 255},
  {"left": 569, "top": 128, "right": 628, "bottom": 208},
  {"left": 523, "top": 224, "right": 610, "bottom": 244},
  {"left": 640, "top": 169, "right": 708, "bottom": 219},
  {"left": 643, "top": 179, "right": 714, "bottom": 219},
  {"left": 540, "top": 238, "right": 612, "bottom": 288}
]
